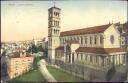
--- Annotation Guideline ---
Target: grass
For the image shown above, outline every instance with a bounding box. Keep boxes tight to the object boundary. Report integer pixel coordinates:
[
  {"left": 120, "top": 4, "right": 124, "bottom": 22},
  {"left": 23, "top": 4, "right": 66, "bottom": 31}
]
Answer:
[
  {"left": 12, "top": 69, "right": 46, "bottom": 82},
  {"left": 11, "top": 56, "right": 46, "bottom": 82},
  {"left": 47, "top": 65, "right": 85, "bottom": 82}
]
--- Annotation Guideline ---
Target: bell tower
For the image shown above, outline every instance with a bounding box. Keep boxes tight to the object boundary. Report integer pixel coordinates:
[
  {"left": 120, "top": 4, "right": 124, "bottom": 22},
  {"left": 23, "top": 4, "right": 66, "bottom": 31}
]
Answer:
[{"left": 48, "top": 5, "right": 61, "bottom": 64}]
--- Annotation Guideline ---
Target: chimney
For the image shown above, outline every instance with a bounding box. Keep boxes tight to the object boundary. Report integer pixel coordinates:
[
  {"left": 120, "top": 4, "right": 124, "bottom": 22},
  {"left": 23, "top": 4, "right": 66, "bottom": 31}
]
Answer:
[
  {"left": 23, "top": 52, "right": 26, "bottom": 57},
  {"left": 109, "top": 21, "right": 111, "bottom": 24},
  {"left": 20, "top": 51, "right": 23, "bottom": 57}
]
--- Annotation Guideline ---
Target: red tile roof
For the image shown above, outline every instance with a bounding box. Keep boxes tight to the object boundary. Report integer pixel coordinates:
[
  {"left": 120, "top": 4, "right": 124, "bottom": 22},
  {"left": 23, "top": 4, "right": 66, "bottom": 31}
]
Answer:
[
  {"left": 60, "top": 24, "right": 112, "bottom": 37},
  {"left": 55, "top": 46, "right": 64, "bottom": 50},
  {"left": 66, "top": 40, "right": 79, "bottom": 44},
  {"left": 9, "top": 52, "right": 33, "bottom": 58},
  {"left": 75, "top": 47, "right": 126, "bottom": 54}
]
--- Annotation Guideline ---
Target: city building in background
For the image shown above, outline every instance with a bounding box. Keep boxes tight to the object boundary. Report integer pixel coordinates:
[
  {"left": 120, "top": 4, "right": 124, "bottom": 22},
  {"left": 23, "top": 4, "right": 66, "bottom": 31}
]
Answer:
[{"left": 6, "top": 48, "right": 34, "bottom": 79}]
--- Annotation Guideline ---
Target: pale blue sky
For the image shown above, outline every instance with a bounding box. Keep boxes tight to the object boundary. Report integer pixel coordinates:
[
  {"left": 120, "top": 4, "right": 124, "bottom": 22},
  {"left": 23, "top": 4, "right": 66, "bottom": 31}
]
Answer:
[{"left": 1, "top": 0, "right": 127, "bottom": 42}]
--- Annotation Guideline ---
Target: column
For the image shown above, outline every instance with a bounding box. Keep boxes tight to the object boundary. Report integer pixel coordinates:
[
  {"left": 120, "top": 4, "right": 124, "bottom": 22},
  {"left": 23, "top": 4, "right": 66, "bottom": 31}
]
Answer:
[
  {"left": 74, "top": 53, "right": 77, "bottom": 62},
  {"left": 124, "top": 54, "right": 126, "bottom": 65},
  {"left": 117, "top": 54, "right": 120, "bottom": 65},
  {"left": 120, "top": 54, "right": 122, "bottom": 64},
  {"left": 104, "top": 57, "right": 106, "bottom": 67},
  {"left": 119, "top": 54, "right": 120, "bottom": 65},
  {"left": 86, "top": 54, "right": 88, "bottom": 64},
  {"left": 98, "top": 35, "right": 100, "bottom": 46},
  {"left": 114, "top": 55, "right": 116, "bottom": 65},
  {"left": 116, "top": 55, "right": 118, "bottom": 65},
  {"left": 70, "top": 53, "right": 72, "bottom": 64},
  {"left": 83, "top": 36, "right": 85, "bottom": 46},
  {"left": 83, "top": 54, "right": 85, "bottom": 61},
  {"left": 79, "top": 36, "right": 81, "bottom": 45}
]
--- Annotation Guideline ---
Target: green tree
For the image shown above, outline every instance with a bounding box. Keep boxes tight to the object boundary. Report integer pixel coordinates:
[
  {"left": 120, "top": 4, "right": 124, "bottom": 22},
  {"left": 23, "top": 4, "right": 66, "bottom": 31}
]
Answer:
[{"left": 32, "top": 44, "right": 38, "bottom": 53}]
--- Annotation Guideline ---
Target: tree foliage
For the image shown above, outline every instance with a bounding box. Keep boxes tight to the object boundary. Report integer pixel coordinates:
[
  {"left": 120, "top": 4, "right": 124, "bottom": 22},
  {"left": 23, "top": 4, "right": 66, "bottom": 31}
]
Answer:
[{"left": 27, "top": 44, "right": 46, "bottom": 54}]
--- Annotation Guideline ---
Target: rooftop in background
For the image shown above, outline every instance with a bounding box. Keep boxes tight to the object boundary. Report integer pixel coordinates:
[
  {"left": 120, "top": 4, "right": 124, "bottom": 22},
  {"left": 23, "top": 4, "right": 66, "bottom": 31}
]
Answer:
[{"left": 9, "top": 52, "right": 33, "bottom": 58}]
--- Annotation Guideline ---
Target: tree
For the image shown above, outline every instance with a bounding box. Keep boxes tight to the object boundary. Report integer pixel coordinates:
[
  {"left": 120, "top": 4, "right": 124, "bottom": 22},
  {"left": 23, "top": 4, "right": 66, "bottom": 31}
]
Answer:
[
  {"left": 37, "top": 45, "right": 44, "bottom": 52},
  {"left": 32, "top": 44, "right": 38, "bottom": 53}
]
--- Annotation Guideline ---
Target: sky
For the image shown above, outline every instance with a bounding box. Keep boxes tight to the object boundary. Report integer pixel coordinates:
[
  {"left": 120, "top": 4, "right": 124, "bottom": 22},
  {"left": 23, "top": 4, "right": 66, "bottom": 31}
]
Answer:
[{"left": 1, "top": 0, "right": 127, "bottom": 42}]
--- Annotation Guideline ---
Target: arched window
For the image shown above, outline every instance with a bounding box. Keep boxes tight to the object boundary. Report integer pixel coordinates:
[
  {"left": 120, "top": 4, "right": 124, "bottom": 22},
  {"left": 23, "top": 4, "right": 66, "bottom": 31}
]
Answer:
[
  {"left": 81, "top": 37, "right": 83, "bottom": 45},
  {"left": 77, "top": 37, "right": 79, "bottom": 41},
  {"left": 54, "top": 21, "right": 55, "bottom": 26},
  {"left": 54, "top": 29, "right": 55, "bottom": 34},
  {"left": 85, "top": 54, "right": 87, "bottom": 60},
  {"left": 56, "top": 21, "right": 58, "bottom": 26},
  {"left": 95, "top": 36, "right": 97, "bottom": 44},
  {"left": 90, "top": 55, "right": 92, "bottom": 62},
  {"left": 54, "top": 12, "right": 56, "bottom": 16},
  {"left": 77, "top": 54, "right": 79, "bottom": 59},
  {"left": 58, "top": 30, "right": 59, "bottom": 34},
  {"left": 100, "top": 35, "right": 103, "bottom": 44},
  {"left": 81, "top": 53, "right": 83, "bottom": 60},
  {"left": 90, "top": 36, "right": 92, "bottom": 44},
  {"left": 85, "top": 36, "right": 87, "bottom": 44},
  {"left": 56, "top": 29, "right": 57, "bottom": 34},
  {"left": 56, "top": 21, "right": 57, "bottom": 26},
  {"left": 58, "top": 13, "right": 59, "bottom": 17},
  {"left": 96, "top": 56, "right": 98, "bottom": 63}
]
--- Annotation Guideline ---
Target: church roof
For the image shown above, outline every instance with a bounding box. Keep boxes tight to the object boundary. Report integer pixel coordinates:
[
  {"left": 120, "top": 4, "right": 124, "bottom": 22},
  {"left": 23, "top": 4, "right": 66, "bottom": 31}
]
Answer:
[
  {"left": 55, "top": 46, "right": 64, "bottom": 50},
  {"left": 60, "top": 24, "right": 112, "bottom": 37},
  {"left": 75, "top": 47, "right": 126, "bottom": 54},
  {"left": 48, "top": 7, "right": 61, "bottom": 11},
  {"left": 66, "top": 40, "right": 79, "bottom": 44}
]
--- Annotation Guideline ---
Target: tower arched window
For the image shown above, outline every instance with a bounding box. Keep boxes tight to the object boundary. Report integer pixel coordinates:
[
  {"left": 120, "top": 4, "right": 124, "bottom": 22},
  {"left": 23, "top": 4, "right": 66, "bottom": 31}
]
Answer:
[
  {"left": 58, "top": 13, "right": 59, "bottom": 16},
  {"left": 57, "top": 13, "right": 59, "bottom": 17},
  {"left": 54, "top": 21, "right": 55, "bottom": 26},
  {"left": 54, "top": 12, "right": 56, "bottom": 16},
  {"left": 56, "top": 12, "right": 57, "bottom": 16},
  {"left": 57, "top": 21, "right": 58, "bottom": 26},
  {"left": 55, "top": 21, "right": 57, "bottom": 26},
  {"left": 54, "top": 29, "right": 56, "bottom": 34},
  {"left": 58, "top": 30, "right": 59, "bottom": 34},
  {"left": 56, "top": 30, "right": 57, "bottom": 34}
]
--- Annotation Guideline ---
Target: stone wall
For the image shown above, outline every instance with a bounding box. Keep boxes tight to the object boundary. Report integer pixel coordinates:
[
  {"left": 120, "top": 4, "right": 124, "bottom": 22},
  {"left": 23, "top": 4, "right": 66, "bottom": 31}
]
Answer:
[{"left": 55, "top": 59, "right": 108, "bottom": 82}]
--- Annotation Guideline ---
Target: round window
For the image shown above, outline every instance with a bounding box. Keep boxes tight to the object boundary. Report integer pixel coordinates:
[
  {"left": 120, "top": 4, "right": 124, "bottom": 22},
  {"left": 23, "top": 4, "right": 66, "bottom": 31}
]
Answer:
[{"left": 110, "top": 35, "right": 114, "bottom": 44}]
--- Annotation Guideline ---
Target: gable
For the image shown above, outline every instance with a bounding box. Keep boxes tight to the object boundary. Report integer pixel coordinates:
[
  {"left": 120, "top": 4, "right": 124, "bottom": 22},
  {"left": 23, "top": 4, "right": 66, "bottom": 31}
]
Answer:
[{"left": 103, "top": 24, "right": 121, "bottom": 48}]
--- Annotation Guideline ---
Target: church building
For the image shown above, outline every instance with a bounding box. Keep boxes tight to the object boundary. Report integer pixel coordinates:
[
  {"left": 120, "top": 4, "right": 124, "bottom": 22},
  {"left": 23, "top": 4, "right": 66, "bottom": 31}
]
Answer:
[{"left": 48, "top": 6, "right": 127, "bottom": 81}]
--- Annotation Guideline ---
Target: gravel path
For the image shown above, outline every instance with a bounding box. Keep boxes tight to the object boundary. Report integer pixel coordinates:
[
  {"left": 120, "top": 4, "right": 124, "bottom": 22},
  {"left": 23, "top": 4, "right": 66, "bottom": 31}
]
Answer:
[{"left": 38, "top": 59, "right": 57, "bottom": 82}]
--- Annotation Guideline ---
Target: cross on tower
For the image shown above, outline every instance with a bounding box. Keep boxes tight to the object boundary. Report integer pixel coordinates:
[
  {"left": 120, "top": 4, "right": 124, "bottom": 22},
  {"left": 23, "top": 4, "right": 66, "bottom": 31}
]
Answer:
[{"left": 54, "top": 1, "right": 55, "bottom": 7}]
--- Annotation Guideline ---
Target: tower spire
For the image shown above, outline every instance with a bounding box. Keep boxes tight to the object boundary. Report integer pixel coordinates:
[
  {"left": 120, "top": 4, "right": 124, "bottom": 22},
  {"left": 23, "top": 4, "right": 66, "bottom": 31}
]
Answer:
[{"left": 54, "top": 1, "right": 55, "bottom": 7}]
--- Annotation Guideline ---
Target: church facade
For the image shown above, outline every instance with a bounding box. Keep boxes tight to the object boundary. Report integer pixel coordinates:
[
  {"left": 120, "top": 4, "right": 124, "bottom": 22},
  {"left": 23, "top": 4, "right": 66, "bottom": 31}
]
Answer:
[{"left": 48, "top": 6, "right": 127, "bottom": 81}]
